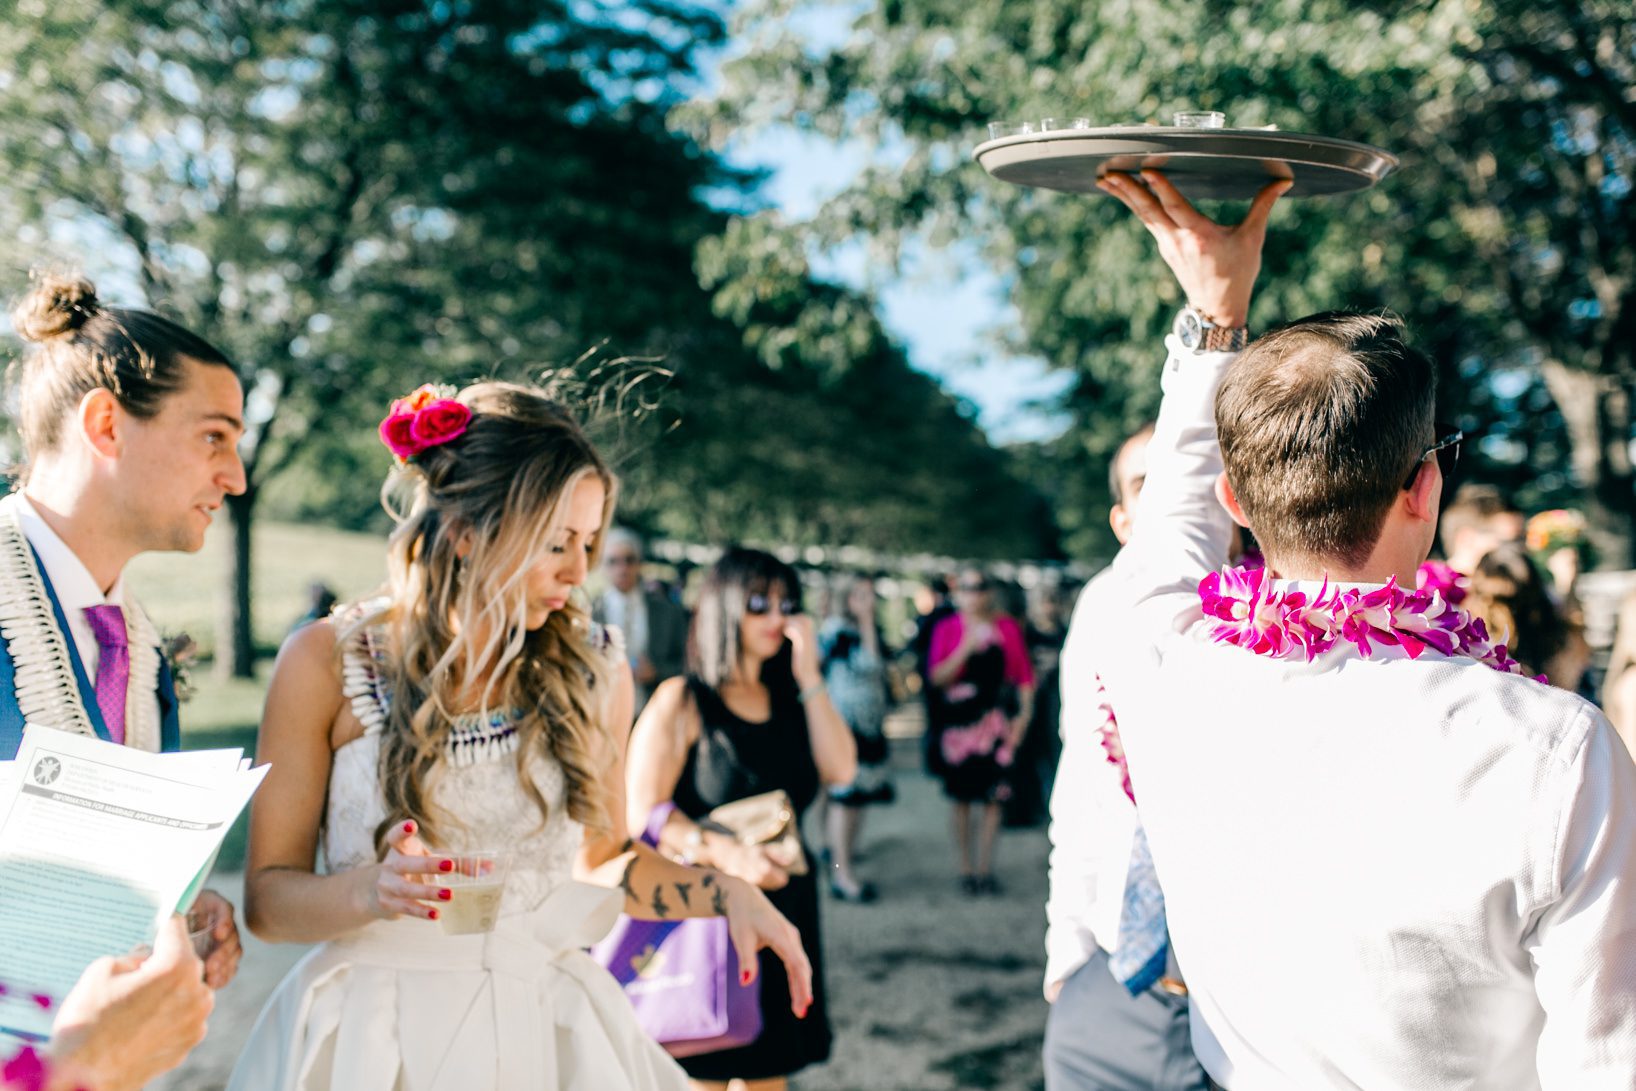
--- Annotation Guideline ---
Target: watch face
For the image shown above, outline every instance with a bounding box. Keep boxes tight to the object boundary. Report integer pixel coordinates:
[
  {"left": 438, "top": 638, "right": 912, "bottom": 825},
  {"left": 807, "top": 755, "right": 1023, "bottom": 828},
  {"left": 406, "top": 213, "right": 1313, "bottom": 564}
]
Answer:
[{"left": 1174, "top": 308, "right": 1204, "bottom": 349}]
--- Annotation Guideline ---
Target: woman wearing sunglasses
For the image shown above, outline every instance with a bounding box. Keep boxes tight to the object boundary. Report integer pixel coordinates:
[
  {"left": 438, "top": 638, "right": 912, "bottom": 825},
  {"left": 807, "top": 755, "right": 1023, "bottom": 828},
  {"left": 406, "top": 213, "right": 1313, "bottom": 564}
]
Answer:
[
  {"left": 927, "top": 568, "right": 1035, "bottom": 895},
  {"left": 627, "top": 547, "right": 857, "bottom": 1091}
]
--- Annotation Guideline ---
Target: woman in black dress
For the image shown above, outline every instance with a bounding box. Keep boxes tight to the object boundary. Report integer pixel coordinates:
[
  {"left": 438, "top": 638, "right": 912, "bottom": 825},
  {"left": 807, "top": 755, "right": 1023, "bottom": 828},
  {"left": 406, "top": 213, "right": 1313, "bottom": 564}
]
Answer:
[{"left": 627, "top": 548, "right": 857, "bottom": 1090}]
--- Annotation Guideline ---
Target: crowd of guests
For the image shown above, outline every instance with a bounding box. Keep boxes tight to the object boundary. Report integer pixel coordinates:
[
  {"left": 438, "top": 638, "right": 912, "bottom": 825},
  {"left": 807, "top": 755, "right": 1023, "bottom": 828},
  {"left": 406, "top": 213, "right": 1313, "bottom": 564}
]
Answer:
[
  {"left": 0, "top": 262, "right": 1066, "bottom": 1091},
  {"left": 6, "top": 168, "right": 1636, "bottom": 1091}
]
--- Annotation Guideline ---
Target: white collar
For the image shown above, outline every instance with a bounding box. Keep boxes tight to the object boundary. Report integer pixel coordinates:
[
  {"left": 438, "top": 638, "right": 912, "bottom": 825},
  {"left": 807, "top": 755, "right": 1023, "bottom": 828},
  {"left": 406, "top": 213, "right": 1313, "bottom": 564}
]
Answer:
[
  {"left": 8, "top": 493, "right": 128, "bottom": 613},
  {"left": 1266, "top": 576, "right": 1387, "bottom": 596}
]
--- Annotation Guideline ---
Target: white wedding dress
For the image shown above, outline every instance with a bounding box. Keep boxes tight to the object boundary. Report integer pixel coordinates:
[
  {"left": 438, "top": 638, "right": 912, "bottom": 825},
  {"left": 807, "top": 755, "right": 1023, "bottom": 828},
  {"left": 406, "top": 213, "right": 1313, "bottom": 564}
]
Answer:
[{"left": 227, "top": 618, "right": 687, "bottom": 1091}]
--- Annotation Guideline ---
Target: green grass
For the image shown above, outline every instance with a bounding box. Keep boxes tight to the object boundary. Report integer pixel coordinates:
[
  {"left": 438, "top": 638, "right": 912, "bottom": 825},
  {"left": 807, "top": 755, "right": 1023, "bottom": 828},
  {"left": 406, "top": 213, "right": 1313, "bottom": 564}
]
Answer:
[
  {"left": 126, "top": 519, "right": 387, "bottom": 667},
  {"left": 126, "top": 520, "right": 388, "bottom": 870},
  {"left": 181, "top": 665, "right": 275, "bottom": 734}
]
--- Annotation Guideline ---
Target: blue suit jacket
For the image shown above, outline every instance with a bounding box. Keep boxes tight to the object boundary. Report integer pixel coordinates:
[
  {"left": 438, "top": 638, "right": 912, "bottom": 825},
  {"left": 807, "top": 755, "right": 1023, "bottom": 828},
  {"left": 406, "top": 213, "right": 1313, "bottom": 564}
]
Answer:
[{"left": 0, "top": 551, "right": 180, "bottom": 759}]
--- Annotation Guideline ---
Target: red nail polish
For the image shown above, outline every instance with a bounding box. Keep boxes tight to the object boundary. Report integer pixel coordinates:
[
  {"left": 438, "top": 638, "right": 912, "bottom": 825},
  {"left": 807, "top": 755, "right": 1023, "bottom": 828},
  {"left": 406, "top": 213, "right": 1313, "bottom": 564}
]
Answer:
[
  {"left": 438, "top": 888, "right": 453, "bottom": 901},
  {"left": 439, "top": 859, "right": 454, "bottom": 872},
  {"left": 428, "top": 908, "right": 440, "bottom": 921},
  {"left": 402, "top": 821, "right": 415, "bottom": 834},
  {"left": 740, "top": 970, "right": 752, "bottom": 986}
]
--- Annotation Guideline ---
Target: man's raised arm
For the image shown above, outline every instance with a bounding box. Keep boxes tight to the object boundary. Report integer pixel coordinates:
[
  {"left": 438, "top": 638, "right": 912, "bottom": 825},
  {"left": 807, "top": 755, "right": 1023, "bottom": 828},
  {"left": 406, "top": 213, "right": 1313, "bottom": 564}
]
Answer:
[{"left": 1097, "top": 172, "right": 1288, "bottom": 603}]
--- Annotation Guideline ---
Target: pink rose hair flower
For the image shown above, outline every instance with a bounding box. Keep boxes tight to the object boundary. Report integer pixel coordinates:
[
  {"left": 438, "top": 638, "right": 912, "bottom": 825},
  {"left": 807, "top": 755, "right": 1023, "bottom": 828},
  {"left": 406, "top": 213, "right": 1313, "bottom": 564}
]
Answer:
[{"left": 378, "top": 384, "right": 472, "bottom": 461}]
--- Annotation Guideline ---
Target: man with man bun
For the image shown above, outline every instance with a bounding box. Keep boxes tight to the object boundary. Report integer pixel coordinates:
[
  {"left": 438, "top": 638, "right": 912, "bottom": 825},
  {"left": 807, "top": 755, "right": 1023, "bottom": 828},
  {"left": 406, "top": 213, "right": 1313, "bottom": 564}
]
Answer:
[{"left": 2, "top": 274, "right": 245, "bottom": 1030}]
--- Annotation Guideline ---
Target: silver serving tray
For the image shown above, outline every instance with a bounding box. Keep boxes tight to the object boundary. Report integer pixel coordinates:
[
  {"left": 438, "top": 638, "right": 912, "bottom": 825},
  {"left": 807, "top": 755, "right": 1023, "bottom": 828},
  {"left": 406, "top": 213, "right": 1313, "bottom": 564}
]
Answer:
[{"left": 974, "top": 127, "right": 1398, "bottom": 201}]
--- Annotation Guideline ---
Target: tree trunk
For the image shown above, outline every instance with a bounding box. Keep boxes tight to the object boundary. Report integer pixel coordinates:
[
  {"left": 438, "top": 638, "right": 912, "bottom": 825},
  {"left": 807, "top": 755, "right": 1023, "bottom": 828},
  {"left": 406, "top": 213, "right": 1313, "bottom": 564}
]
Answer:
[
  {"left": 1539, "top": 361, "right": 1636, "bottom": 569},
  {"left": 216, "top": 486, "right": 258, "bottom": 680}
]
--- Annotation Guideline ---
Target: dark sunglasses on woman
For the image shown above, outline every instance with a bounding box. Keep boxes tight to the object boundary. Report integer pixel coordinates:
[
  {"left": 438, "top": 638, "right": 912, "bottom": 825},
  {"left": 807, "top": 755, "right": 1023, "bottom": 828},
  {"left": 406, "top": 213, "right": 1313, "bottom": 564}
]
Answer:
[{"left": 746, "top": 592, "right": 800, "bottom": 617}]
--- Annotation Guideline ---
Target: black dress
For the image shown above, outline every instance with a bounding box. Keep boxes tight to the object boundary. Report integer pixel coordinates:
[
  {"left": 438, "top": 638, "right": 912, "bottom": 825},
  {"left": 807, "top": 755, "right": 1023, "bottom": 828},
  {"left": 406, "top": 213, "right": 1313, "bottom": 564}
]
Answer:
[
  {"left": 672, "top": 675, "right": 833, "bottom": 1081},
  {"left": 930, "top": 638, "right": 1016, "bottom": 804}
]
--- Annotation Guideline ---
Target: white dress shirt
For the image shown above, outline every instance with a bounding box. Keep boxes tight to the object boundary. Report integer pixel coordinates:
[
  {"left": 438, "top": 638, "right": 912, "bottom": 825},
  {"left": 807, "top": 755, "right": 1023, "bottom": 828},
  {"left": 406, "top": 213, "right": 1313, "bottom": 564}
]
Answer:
[
  {"left": 1044, "top": 567, "right": 1141, "bottom": 994},
  {"left": 1086, "top": 337, "right": 1636, "bottom": 1089},
  {"left": 8, "top": 493, "right": 163, "bottom": 745}
]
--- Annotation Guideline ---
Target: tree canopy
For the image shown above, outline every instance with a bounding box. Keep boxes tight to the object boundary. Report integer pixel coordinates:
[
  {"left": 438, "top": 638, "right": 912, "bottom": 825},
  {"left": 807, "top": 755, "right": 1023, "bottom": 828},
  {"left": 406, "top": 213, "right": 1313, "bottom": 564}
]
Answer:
[
  {"left": 693, "top": 0, "right": 1636, "bottom": 564},
  {"left": 0, "top": 1, "right": 1055, "bottom": 666}
]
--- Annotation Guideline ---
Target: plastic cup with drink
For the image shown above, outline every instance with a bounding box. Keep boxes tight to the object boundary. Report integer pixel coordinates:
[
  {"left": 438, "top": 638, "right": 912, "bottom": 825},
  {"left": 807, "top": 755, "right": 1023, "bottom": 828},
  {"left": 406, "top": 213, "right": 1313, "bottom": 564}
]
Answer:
[{"left": 429, "top": 851, "right": 511, "bottom": 935}]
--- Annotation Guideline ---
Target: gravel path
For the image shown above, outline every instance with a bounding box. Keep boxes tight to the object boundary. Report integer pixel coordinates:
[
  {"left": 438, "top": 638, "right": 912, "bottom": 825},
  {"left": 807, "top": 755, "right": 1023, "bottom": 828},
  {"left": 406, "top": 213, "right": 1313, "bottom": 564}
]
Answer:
[{"left": 155, "top": 739, "right": 1051, "bottom": 1091}]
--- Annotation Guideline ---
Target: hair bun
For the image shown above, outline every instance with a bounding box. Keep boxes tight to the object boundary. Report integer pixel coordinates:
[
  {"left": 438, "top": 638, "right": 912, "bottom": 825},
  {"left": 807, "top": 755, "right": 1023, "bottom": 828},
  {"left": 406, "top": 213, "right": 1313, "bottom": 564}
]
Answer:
[{"left": 11, "top": 273, "right": 99, "bottom": 343}]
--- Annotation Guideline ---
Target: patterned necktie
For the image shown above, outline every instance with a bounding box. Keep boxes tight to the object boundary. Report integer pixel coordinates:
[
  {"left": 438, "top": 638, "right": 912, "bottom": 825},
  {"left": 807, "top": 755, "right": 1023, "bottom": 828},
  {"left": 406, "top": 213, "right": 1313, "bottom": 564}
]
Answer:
[
  {"left": 1110, "top": 821, "right": 1170, "bottom": 995},
  {"left": 84, "top": 604, "right": 129, "bottom": 746},
  {"left": 1097, "top": 676, "right": 1173, "bottom": 995}
]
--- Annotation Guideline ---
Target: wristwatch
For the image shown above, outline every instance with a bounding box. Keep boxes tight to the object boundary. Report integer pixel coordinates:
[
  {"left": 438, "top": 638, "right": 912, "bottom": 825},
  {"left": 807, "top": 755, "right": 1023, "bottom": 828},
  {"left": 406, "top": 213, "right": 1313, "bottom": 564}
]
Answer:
[{"left": 1174, "top": 306, "right": 1249, "bottom": 353}]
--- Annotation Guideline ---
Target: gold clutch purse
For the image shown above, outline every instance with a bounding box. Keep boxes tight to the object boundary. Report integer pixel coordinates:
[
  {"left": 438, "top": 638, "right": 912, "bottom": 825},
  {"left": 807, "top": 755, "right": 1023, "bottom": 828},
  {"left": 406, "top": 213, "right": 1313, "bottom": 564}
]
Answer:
[{"left": 704, "top": 789, "right": 808, "bottom": 876}]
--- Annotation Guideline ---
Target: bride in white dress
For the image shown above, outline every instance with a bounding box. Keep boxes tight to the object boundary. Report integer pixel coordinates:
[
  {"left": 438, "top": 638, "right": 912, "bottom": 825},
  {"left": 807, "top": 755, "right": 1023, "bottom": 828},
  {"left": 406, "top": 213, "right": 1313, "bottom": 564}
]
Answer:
[{"left": 228, "top": 382, "right": 811, "bottom": 1091}]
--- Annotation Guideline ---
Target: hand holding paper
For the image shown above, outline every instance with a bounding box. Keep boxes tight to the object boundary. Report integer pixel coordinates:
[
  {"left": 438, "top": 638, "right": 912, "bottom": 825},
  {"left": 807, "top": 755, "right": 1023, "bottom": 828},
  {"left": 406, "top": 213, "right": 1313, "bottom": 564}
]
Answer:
[
  {"left": 49, "top": 914, "right": 213, "bottom": 1091},
  {"left": 0, "top": 726, "right": 264, "bottom": 1041}
]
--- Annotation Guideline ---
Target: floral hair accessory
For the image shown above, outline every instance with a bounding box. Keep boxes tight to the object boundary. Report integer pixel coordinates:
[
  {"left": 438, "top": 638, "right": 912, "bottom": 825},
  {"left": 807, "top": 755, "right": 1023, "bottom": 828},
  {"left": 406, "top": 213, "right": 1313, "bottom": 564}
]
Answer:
[
  {"left": 379, "top": 384, "right": 472, "bottom": 461},
  {"left": 1526, "top": 509, "right": 1587, "bottom": 554}
]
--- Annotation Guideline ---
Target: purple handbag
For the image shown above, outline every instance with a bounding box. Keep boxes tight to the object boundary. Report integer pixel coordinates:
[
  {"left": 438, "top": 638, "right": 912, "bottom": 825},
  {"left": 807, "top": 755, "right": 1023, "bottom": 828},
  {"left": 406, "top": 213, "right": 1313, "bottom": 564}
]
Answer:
[{"left": 591, "top": 803, "right": 763, "bottom": 1057}]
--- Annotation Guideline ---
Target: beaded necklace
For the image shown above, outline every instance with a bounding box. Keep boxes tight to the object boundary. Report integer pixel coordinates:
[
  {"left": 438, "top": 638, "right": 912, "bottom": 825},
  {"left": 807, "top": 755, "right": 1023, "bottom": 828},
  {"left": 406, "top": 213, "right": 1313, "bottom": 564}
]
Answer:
[{"left": 0, "top": 500, "right": 161, "bottom": 750}]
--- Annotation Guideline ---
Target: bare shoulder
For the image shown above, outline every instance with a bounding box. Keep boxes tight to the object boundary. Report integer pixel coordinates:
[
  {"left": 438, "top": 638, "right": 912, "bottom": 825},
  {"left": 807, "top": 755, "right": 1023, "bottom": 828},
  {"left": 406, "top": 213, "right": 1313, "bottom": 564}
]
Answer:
[
  {"left": 640, "top": 675, "right": 698, "bottom": 745},
  {"left": 645, "top": 675, "right": 689, "bottom": 718},
  {"left": 263, "top": 619, "right": 350, "bottom": 744},
  {"left": 274, "top": 618, "right": 342, "bottom": 684}
]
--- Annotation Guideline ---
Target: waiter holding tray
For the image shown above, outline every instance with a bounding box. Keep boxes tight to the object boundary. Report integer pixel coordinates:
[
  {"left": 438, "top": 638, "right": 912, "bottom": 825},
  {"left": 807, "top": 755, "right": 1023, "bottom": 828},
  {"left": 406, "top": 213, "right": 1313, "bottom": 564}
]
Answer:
[{"left": 1006, "top": 115, "right": 1636, "bottom": 1091}]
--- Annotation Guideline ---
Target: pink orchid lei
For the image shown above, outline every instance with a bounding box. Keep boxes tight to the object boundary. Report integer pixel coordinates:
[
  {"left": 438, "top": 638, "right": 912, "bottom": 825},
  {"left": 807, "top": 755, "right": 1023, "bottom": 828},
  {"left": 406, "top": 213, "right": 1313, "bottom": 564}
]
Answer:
[
  {"left": 378, "top": 384, "right": 472, "bottom": 461},
  {"left": 1093, "top": 678, "right": 1135, "bottom": 805},
  {"left": 1415, "top": 559, "right": 1469, "bottom": 604},
  {"left": 1096, "top": 559, "right": 1541, "bottom": 809},
  {"left": 1198, "top": 563, "right": 1541, "bottom": 680}
]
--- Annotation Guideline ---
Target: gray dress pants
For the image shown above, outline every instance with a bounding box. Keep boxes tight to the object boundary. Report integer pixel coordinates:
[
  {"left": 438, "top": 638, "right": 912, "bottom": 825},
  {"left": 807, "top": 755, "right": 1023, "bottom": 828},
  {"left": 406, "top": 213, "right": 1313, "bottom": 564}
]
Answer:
[{"left": 1043, "top": 949, "right": 1211, "bottom": 1091}]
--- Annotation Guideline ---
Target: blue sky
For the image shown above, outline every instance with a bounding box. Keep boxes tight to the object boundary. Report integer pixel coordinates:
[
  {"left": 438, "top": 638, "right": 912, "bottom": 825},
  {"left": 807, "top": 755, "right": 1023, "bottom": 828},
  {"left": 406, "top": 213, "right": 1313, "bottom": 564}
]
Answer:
[{"left": 710, "top": 86, "right": 1073, "bottom": 445}]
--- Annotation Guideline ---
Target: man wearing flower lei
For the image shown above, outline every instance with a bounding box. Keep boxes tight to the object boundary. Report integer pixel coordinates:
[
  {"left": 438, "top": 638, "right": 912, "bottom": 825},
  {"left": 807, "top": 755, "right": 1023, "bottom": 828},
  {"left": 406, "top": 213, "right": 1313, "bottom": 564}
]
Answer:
[
  {"left": 1082, "top": 170, "right": 1636, "bottom": 1089},
  {"left": 0, "top": 276, "right": 244, "bottom": 1029},
  {"left": 1043, "top": 183, "right": 1283, "bottom": 1091}
]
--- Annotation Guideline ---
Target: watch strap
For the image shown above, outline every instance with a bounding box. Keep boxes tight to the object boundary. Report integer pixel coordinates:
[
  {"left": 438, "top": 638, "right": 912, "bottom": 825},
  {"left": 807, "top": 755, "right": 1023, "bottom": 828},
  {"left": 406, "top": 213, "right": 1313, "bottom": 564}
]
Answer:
[{"left": 1201, "top": 325, "right": 1249, "bottom": 352}]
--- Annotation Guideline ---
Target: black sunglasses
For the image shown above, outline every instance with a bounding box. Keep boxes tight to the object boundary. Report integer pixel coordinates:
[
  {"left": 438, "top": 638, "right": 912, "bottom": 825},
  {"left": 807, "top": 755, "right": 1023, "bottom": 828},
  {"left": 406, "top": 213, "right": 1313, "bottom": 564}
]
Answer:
[
  {"left": 1404, "top": 423, "right": 1463, "bottom": 490},
  {"left": 746, "top": 592, "right": 800, "bottom": 617}
]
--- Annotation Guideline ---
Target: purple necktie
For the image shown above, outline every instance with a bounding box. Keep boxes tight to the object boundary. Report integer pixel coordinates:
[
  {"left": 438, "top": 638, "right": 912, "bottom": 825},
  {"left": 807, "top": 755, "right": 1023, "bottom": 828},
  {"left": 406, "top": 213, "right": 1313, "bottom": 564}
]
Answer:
[{"left": 84, "top": 604, "right": 129, "bottom": 746}]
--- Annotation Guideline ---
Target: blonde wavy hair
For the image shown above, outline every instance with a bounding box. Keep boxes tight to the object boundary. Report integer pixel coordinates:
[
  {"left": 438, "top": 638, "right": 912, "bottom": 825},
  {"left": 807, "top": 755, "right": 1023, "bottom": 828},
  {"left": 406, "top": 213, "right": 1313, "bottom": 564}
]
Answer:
[{"left": 344, "top": 381, "right": 618, "bottom": 854}]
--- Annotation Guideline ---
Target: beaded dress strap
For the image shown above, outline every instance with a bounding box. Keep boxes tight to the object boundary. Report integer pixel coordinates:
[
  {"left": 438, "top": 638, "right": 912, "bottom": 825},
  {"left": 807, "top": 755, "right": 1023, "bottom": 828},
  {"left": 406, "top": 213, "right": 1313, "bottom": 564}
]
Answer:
[{"left": 339, "top": 611, "right": 628, "bottom": 766}]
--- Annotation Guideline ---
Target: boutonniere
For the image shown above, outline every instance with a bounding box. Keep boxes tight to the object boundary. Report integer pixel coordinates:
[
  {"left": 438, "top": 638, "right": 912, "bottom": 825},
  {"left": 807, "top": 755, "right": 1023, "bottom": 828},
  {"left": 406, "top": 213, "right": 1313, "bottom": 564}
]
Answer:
[{"left": 162, "top": 632, "right": 199, "bottom": 703}]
